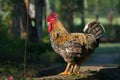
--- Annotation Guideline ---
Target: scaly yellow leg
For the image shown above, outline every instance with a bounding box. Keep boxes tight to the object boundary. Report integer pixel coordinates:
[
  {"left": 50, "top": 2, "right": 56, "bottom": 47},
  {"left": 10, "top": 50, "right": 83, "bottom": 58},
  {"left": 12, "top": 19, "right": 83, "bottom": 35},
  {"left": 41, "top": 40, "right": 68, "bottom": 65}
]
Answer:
[
  {"left": 59, "top": 63, "right": 71, "bottom": 75},
  {"left": 73, "top": 65, "right": 80, "bottom": 74},
  {"left": 70, "top": 65, "right": 74, "bottom": 73}
]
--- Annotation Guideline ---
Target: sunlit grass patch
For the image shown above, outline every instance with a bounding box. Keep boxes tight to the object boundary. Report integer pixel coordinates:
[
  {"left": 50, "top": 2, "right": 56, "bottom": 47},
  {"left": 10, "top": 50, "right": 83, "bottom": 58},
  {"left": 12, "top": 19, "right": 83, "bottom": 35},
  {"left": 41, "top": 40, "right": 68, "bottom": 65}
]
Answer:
[{"left": 99, "top": 43, "right": 120, "bottom": 48}]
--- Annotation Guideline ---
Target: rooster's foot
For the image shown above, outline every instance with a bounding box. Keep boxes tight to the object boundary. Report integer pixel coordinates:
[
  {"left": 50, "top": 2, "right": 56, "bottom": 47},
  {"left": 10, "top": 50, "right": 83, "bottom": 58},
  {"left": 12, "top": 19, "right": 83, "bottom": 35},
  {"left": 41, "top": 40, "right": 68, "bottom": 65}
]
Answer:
[
  {"left": 72, "top": 71, "right": 80, "bottom": 74},
  {"left": 59, "top": 71, "right": 71, "bottom": 75}
]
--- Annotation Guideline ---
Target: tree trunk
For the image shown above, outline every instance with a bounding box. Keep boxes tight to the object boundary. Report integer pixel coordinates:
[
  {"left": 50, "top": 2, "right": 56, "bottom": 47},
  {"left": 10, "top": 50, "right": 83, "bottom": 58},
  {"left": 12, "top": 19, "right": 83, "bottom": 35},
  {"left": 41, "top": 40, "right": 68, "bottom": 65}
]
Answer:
[
  {"left": 24, "top": 0, "right": 39, "bottom": 42},
  {"left": 84, "top": 0, "right": 88, "bottom": 16},
  {"left": 11, "top": 0, "right": 28, "bottom": 38},
  {"left": 35, "top": 0, "right": 45, "bottom": 41},
  {"left": 11, "top": 3, "right": 21, "bottom": 37},
  {"left": 65, "top": 0, "right": 75, "bottom": 32},
  {"left": 19, "top": 0, "right": 28, "bottom": 39},
  {"left": 95, "top": 0, "right": 99, "bottom": 21},
  {"left": 119, "top": 0, "right": 120, "bottom": 14},
  {"left": 66, "top": 10, "right": 74, "bottom": 32},
  {"left": 80, "top": 0, "right": 85, "bottom": 28},
  {"left": 45, "top": 0, "right": 51, "bottom": 16}
]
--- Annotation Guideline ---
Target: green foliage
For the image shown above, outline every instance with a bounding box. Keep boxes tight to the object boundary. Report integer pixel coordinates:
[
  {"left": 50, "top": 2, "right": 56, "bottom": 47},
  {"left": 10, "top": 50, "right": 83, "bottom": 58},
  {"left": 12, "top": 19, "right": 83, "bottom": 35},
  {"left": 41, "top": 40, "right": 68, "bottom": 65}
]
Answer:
[
  {"left": 0, "top": 25, "right": 64, "bottom": 66},
  {"left": 0, "top": 0, "right": 13, "bottom": 26}
]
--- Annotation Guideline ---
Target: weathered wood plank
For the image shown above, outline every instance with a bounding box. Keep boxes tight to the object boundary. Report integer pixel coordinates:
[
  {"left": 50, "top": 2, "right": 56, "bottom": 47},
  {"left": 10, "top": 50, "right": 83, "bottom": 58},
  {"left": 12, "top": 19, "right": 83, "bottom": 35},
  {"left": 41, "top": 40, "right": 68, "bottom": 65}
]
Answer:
[{"left": 32, "top": 65, "right": 119, "bottom": 80}]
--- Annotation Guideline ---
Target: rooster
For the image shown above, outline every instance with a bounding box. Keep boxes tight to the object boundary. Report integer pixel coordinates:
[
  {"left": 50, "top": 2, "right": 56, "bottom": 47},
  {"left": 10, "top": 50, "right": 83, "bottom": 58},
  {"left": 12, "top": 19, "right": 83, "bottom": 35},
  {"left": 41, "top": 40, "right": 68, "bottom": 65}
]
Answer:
[{"left": 47, "top": 12, "right": 105, "bottom": 74}]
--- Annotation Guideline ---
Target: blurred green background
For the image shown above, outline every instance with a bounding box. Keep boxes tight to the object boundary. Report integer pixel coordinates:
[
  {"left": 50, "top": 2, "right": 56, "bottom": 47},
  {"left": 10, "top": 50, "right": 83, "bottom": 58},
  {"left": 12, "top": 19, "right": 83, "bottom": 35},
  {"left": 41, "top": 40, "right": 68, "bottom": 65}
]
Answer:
[{"left": 0, "top": 0, "right": 120, "bottom": 79}]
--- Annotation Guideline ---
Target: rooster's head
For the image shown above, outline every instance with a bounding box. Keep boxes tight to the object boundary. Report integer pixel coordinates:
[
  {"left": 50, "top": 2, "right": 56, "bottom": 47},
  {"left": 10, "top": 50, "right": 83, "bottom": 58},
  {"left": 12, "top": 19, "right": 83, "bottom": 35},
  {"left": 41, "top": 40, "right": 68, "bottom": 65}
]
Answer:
[{"left": 47, "top": 12, "right": 59, "bottom": 32}]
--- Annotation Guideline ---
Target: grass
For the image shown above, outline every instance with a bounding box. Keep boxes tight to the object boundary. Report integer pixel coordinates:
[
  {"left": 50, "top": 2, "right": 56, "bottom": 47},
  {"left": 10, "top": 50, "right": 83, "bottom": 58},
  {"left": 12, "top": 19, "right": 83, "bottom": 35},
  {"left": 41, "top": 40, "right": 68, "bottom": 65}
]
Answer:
[{"left": 99, "top": 43, "right": 120, "bottom": 47}]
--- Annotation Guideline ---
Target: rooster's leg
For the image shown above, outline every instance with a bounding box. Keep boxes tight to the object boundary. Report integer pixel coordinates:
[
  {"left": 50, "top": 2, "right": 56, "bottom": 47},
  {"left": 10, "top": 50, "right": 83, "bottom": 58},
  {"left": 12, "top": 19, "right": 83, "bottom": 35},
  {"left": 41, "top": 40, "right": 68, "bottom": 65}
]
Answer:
[
  {"left": 73, "top": 65, "right": 80, "bottom": 74},
  {"left": 59, "top": 63, "right": 71, "bottom": 75},
  {"left": 70, "top": 65, "right": 74, "bottom": 73}
]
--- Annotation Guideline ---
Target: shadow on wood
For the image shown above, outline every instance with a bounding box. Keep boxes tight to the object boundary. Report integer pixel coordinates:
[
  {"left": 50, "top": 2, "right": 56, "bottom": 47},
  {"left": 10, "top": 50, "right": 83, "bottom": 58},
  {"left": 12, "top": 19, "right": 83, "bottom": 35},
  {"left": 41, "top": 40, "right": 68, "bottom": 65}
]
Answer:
[{"left": 36, "top": 65, "right": 65, "bottom": 77}]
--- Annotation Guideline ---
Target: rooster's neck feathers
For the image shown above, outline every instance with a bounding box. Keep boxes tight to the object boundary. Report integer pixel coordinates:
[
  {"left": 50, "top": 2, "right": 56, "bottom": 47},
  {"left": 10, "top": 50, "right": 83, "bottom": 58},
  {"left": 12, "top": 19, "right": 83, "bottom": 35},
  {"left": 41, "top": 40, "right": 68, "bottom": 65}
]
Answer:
[{"left": 50, "top": 20, "right": 69, "bottom": 40}]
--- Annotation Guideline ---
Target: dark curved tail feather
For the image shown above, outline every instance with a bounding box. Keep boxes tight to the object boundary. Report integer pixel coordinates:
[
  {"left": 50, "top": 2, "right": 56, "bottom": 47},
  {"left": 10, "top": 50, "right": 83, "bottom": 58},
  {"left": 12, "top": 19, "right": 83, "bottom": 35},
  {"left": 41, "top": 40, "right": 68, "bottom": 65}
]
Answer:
[
  {"left": 83, "top": 21, "right": 105, "bottom": 48},
  {"left": 84, "top": 21, "right": 105, "bottom": 39}
]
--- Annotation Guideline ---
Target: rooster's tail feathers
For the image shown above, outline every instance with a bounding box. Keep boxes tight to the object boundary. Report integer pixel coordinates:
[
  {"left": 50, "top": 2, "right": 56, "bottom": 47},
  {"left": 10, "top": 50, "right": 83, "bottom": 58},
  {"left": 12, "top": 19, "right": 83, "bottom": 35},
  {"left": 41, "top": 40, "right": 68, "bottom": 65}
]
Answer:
[{"left": 83, "top": 21, "right": 105, "bottom": 40}]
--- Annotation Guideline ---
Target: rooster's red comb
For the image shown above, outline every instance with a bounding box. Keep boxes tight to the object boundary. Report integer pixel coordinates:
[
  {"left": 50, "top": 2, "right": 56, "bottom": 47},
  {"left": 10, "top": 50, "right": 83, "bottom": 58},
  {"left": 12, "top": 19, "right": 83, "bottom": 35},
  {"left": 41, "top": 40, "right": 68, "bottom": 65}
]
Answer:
[{"left": 47, "top": 12, "right": 59, "bottom": 22}]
